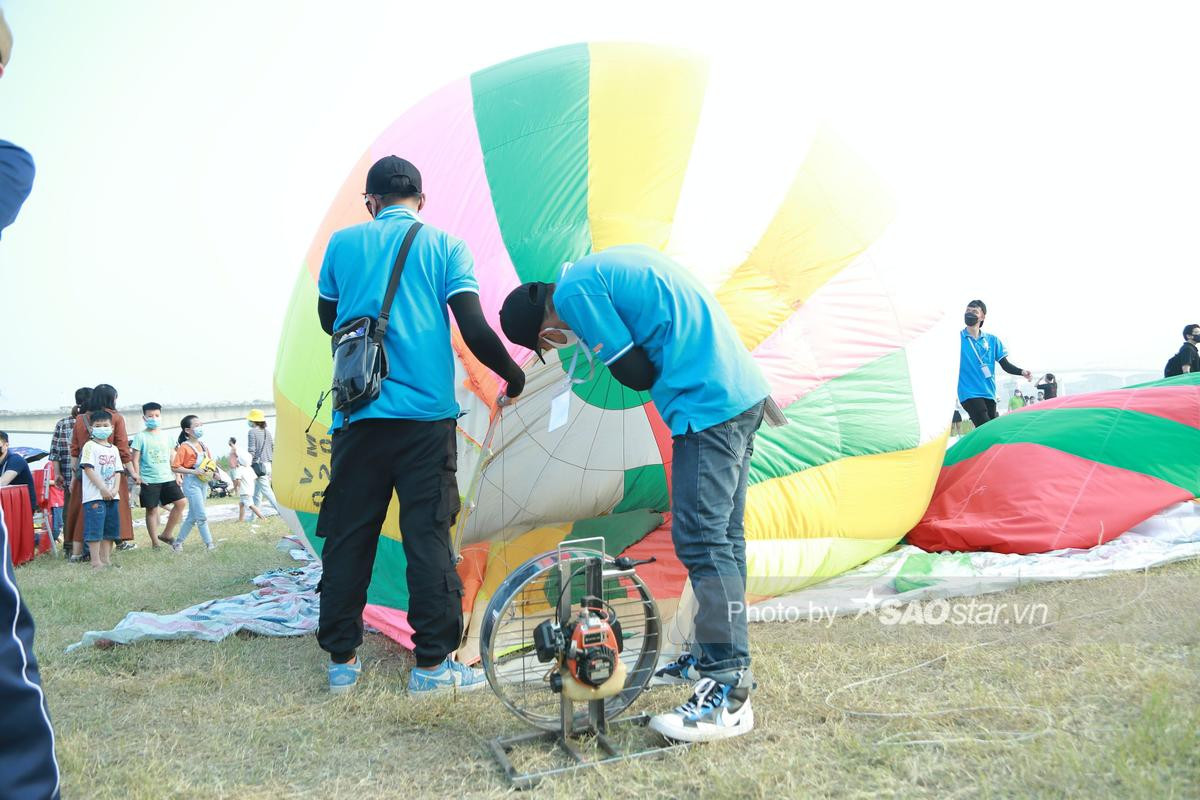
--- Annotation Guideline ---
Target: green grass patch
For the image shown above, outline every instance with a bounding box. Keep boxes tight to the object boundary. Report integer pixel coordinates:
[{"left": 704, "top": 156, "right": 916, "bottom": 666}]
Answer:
[{"left": 17, "top": 517, "right": 1200, "bottom": 799}]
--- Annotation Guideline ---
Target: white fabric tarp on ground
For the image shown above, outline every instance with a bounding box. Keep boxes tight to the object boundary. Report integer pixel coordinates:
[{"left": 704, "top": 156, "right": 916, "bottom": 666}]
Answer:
[
  {"left": 748, "top": 501, "right": 1200, "bottom": 621},
  {"left": 658, "top": 502, "right": 1200, "bottom": 654}
]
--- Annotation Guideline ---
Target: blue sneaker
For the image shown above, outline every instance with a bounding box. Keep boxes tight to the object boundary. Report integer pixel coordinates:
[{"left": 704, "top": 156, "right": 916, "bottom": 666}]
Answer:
[
  {"left": 649, "top": 678, "right": 754, "bottom": 743},
  {"left": 655, "top": 652, "right": 700, "bottom": 684},
  {"left": 407, "top": 657, "right": 489, "bottom": 697},
  {"left": 328, "top": 659, "right": 362, "bottom": 694}
]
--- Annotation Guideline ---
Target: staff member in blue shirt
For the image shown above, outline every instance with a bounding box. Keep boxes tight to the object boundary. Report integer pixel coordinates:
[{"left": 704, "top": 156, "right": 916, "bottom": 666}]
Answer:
[
  {"left": 0, "top": 11, "right": 61, "bottom": 800},
  {"left": 958, "top": 299, "right": 1033, "bottom": 428},
  {"left": 500, "top": 244, "right": 769, "bottom": 742},
  {"left": 315, "top": 156, "right": 525, "bottom": 695}
]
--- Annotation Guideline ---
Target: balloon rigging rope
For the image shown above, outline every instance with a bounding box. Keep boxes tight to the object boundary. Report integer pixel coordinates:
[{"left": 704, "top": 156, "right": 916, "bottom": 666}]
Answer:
[
  {"left": 823, "top": 566, "right": 1152, "bottom": 746},
  {"left": 459, "top": 351, "right": 623, "bottom": 562}
]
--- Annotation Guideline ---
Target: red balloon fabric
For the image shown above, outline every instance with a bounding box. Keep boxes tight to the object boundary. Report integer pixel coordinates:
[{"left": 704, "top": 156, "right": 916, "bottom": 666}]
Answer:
[{"left": 910, "top": 374, "right": 1200, "bottom": 554}]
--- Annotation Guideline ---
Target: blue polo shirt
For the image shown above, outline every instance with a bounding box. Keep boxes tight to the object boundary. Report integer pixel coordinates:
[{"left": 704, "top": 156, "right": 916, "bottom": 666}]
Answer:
[
  {"left": 957, "top": 328, "right": 1008, "bottom": 402},
  {"left": 318, "top": 206, "right": 479, "bottom": 428},
  {"left": 554, "top": 244, "right": 770, "bottom": 436}
]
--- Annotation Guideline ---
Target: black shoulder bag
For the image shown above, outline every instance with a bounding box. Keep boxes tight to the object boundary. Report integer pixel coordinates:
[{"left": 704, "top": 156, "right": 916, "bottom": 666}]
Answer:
[
  {"left": 248, "top": 437, "right": 267, "bottom": 477},
  {"left": 329, "top": 222, "right": 423, "bottom": 418}
]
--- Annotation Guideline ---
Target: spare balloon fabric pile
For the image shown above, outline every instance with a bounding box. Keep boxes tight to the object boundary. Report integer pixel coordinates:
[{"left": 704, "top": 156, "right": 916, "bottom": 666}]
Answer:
[
  {"left": 273, "top": 43, "right": 955, "bottom": 655},
  {"left": 66, "top": 564, "right": 320, "bottom": 652},
  {"left": 909, "top": 373, "right": 1200, "bottom": 555}
]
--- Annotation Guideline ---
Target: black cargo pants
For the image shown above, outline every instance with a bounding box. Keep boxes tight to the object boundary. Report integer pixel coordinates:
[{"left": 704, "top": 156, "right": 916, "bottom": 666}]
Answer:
[{"left": 315, "top": 418, "right": 463, "bottom": 666}]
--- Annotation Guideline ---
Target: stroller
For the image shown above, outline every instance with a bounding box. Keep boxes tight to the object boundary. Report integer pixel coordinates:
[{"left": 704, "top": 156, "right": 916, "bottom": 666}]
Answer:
[{"left": 207, "top": 468, "right": 232, "bottom": 499}]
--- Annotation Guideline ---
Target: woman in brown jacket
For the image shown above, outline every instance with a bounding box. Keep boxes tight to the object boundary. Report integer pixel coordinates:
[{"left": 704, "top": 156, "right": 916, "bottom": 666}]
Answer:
[{"left": 66, "top": 384, "right": 141, "bottom": 559}]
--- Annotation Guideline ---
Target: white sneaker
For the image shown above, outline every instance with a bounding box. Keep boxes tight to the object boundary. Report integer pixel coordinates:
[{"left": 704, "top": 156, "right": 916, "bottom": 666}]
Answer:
[
  {"left": 171, "top": 542, "right": 183, "bottom": 553},
  {"left": 649, "top": 678, "right": 754, "bottom": 743}
]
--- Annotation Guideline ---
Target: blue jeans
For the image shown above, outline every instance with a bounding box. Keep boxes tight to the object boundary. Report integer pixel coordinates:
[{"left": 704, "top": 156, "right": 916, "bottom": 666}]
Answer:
[
  {"left": 252, "top": 463, "right": 281, "bottom": 515},
  {"left": 670, "top": 400, "right": 765, "bottom": 687},
  {"left": 50, "top": 507, "right": 63, "bottom": 539},
  {"left": 82, "top": 500, "right": 121, "bottom": 542},
  {"left": 176, "top": 475, "right": 212, "bottom": 546}
]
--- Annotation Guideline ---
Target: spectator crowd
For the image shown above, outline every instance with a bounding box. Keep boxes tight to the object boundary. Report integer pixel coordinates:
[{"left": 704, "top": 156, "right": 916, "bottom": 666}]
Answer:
[{"left": 1, "top": 384, "right": 281, "bottom": 570}]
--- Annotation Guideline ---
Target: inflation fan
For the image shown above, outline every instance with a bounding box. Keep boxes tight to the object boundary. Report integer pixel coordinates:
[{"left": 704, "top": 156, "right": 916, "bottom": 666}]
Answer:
[{"left": 478, "top": 538, "right": 687, "bottom": 788}]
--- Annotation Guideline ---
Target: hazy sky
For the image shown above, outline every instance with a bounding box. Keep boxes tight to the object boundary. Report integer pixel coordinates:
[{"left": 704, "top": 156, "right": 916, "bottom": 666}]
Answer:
[{"left": 1, "top": 0, "right": 1196, "bottom": 411}]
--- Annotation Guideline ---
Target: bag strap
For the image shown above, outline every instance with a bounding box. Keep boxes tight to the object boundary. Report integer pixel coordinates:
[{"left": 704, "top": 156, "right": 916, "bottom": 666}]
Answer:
[{"left": 374, "top": 221, "right": 423, "bottom": 342}]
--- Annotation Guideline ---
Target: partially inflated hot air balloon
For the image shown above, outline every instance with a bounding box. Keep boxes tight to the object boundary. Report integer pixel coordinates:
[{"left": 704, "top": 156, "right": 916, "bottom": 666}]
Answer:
[
  {"left": 910, "top": 373, "right": 1200, "bottom": 554},
  {"left": 273, "top": 43, "right": 956, "bottom": 652}
]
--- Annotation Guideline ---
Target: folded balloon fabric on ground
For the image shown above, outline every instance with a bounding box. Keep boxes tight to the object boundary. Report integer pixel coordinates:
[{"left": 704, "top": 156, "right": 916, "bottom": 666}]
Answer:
[
  {"left": 66, "top": 563, "right": 320, "bottom": 653},
  {"left": 909, "top": 373, "right": 1200, "bottom": 555}
]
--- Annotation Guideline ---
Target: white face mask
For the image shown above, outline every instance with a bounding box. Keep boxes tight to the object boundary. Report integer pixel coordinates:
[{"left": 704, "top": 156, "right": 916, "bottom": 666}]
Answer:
[{"left": 542, "top": 328, "right": 579, "bottom": 350}]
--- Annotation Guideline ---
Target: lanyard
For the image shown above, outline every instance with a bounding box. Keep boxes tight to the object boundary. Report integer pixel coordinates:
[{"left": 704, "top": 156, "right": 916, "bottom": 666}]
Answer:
[
  {"left": 966, "top": 333, "right": 991, "bottom": 368},
  {"left": 547, "top": 344, "right": 596, "bottom": 434},
  {"left": 562, "top": 342, "right": 596, "bottom": 386}
]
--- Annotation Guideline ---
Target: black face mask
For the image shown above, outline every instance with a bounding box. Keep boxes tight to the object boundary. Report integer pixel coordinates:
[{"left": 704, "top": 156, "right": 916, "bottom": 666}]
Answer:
[{"left": 964, "top": 312, "right": 980, "bottom": 327}]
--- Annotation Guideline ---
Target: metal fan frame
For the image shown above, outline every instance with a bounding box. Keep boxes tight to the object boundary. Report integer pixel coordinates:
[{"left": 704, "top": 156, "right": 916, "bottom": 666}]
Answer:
[{"left": 478, "top": 539, "right": 661, "bottom": 732}]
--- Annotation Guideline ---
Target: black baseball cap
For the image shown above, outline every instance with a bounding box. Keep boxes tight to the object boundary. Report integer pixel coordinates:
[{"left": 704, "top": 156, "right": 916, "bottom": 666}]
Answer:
[
  {"left": 365, "top": 156, "right": 422, "bottom": 196},
  {"left": 500, "top": 282, "right": 551, "bottom": 362}
]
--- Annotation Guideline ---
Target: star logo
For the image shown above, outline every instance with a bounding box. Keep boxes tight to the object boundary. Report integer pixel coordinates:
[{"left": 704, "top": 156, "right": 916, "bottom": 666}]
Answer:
[{"left": 852, "top": 587, "right": 885, "bottom": 619}]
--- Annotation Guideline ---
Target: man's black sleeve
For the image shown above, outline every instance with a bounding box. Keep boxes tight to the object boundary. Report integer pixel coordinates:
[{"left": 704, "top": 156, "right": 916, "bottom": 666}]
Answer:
[
  {"left": 607, "top": 347, "right": 656, "bottom": 392},
  {"left": 317, "top": 298, "right": 338, "bottom": 335},
  {"left": 448, "top": 292, "right": 526, "bottom": 397},
  {"left": 997, "top": 356, "right": 1025, "bottom": 376}
]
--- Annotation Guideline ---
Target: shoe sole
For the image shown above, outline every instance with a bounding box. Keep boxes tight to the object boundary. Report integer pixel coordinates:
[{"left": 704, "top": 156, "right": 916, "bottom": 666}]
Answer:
[
  {"left": 649, "top": 706, "right": 755, "bottom": 743},
  {"left": 409, "top": 678, "right": 490, "bottom": 699},
  {"left": 328, "top": 682, "right": 358, "bottom": 695}
]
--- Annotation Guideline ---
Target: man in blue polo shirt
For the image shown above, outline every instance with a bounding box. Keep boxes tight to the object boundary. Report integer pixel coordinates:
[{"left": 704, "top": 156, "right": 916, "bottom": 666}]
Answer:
[
  {"left": 500, "top": 244, "right": 769, "bottom": 742},
  {"left": 315, "top": 156, "right": 526, "bottom": 696},
  {"left": 958, "top": 299, "right": 1033, "bottom": 428}
]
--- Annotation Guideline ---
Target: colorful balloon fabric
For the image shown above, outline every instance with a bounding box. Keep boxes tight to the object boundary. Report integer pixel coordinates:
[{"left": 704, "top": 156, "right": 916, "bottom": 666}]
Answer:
[
  {"left": 272, "top": 43, "right": 956, "bottom": 653},
  {"left": 909, "top": 373, "right": 1200, "bottom": 555}
]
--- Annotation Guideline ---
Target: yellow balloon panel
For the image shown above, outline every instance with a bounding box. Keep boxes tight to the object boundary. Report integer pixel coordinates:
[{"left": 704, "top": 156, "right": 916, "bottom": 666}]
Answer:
[
  {"left": 587, "top": 42, "right": 708, "bottom": 251},
  {"left": 745, "top": 536, "right": 900, "bottom": 599},
  {"left": 716, "top": 129, "right": 896, "bottom": 352},
  {"left": 744, "top": 430, "right": 948, "bottom": 542}
]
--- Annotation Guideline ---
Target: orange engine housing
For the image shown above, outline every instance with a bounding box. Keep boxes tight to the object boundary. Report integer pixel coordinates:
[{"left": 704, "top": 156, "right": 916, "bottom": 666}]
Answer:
[{"left": 564, "top": 610, "right": 620, "bottom": 687}]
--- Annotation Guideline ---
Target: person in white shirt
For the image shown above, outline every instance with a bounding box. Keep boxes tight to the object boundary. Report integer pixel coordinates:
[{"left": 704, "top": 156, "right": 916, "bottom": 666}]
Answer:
[
  {"left": 227, "top": 438, "right": 265, "bottom": 523},
  {"left": 79, "top": 411, "right": 124, "bottom": 570}
]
